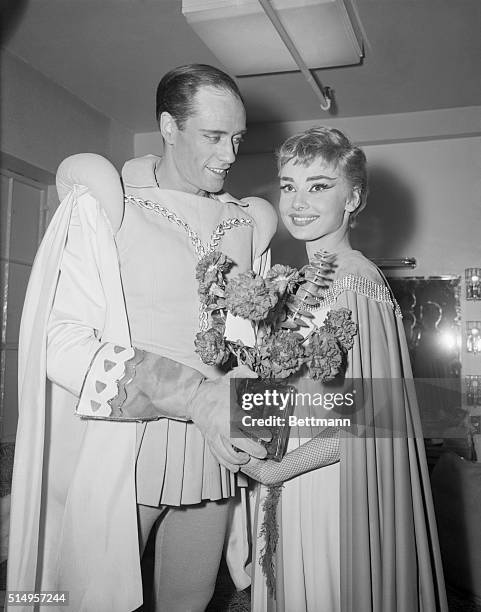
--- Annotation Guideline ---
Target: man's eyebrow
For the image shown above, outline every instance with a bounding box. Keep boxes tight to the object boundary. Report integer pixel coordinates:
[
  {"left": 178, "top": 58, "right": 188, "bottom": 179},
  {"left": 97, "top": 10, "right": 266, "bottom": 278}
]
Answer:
[
  {"left": 280, "top": 176, "right": 294, "bottom": 181},
  {"left": 199, "top": 129, "right": 247, "bottom": 135}
]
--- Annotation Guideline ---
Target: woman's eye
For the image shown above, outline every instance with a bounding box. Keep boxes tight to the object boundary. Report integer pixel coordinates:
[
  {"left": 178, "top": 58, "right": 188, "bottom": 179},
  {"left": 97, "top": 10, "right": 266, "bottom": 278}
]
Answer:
[
  {"left": 309, "top": 183, "right": 330, "bottom": 192},
  {"left": 280, "top": 184, "right": 295, "bottom": 193}
]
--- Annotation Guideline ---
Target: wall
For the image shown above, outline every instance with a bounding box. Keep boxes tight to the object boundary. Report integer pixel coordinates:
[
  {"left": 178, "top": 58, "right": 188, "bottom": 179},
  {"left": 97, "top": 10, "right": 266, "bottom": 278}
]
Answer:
[{"left": 0, "top": 51, "right": 134, "bottom": 179}]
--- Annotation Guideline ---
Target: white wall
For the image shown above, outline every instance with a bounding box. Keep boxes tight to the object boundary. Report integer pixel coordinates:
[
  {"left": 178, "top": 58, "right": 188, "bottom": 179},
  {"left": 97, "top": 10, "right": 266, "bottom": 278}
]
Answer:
[
  {"left": 356, "top": 137, "right": 481, "bottom": 275},
  {"left": 1, "top": 51, "right": 134, "bottom": 177}
]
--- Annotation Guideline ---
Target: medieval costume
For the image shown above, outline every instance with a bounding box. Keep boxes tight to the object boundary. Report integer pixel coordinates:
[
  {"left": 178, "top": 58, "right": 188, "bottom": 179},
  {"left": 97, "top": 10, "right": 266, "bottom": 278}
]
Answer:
[{"left": 8, "top": 153, "right": 275, "bottom": 611}]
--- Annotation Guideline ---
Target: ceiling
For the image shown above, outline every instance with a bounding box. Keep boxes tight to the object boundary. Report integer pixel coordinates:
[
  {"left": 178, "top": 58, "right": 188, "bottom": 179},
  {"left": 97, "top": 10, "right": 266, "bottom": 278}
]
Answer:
[{"left": 2, "top": 0, "right": 480, "bottom": 133}]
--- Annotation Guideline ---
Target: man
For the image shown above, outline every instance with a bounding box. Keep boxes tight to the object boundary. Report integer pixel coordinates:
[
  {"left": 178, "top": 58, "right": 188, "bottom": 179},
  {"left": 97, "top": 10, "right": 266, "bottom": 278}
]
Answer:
[{"left": 8, "top": 64, "right": 277, "bottom": 611}]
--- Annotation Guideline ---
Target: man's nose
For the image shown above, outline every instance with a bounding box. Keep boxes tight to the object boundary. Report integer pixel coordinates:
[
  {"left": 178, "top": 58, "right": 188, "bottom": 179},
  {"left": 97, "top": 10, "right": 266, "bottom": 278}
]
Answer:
[{"left": 218, "top": 140, "right": 236, "bottom": 164}]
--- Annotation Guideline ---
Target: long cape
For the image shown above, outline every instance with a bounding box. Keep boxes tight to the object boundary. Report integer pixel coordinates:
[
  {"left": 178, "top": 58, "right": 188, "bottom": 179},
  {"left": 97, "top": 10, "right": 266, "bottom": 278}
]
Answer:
[{"left": 7, "top": 182, "right": 142, "bottom": 611}]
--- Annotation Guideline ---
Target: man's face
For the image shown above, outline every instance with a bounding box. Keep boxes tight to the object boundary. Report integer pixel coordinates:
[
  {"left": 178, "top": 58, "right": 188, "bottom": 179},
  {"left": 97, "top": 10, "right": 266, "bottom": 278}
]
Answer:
[{"left": 166, "top": 86, "right": 246, "bottom": 194}]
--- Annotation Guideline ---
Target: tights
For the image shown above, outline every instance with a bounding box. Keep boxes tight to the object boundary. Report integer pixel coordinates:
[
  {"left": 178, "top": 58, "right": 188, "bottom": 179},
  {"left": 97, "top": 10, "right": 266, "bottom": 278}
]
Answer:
[{"left": 137, "top": 499, "right": 231, "bottom": 612}]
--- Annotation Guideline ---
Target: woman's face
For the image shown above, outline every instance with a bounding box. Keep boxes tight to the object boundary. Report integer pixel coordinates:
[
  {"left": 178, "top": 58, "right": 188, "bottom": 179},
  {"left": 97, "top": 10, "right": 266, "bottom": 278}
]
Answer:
[{"left": 279, "top": 157, "right": 354, "bottom": 242}]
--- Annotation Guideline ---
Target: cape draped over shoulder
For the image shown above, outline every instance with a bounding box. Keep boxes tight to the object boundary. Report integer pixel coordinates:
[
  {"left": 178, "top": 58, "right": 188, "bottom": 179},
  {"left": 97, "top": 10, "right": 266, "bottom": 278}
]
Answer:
[{"left": 8, "top": 174, "right": 142, "bottom": 611}]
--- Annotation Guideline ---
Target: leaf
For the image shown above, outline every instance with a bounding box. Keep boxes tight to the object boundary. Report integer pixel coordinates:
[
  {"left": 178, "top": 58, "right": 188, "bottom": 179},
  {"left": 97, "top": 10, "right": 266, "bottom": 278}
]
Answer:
[
  {"left": 279, "top": 319, "right": 299, "bottom": 330},
  {"left": 292, "top": 317, "right": 311, "bottom": 328}
]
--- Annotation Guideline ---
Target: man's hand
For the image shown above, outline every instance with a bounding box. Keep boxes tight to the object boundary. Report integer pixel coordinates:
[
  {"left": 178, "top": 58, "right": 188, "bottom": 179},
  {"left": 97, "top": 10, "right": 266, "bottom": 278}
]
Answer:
[{"left": 189, "top": 365, "right": 269, "bottom": 472}]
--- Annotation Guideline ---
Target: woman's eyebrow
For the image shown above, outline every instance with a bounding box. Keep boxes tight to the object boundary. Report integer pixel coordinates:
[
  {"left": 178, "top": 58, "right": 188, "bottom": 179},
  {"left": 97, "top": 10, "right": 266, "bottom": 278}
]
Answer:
[{"left": 306, "top": 174, "right": 337, "bottom": 181}]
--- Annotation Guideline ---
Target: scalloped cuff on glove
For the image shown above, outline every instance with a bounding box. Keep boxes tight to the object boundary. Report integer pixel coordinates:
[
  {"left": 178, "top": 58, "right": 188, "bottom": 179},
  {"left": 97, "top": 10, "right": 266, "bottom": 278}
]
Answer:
[{"left": 76, "top": 343, "right": 204, "bottom": 421}]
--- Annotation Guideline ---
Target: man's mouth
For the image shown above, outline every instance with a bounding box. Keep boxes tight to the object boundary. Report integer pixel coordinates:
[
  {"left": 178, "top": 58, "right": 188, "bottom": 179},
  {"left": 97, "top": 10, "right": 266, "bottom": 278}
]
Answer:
[
  {"left": 289, "top": 214, "right": 319, "bottom": 226},
  {"left": 206, "top": 166, "right": 229, "bottom": 178}
]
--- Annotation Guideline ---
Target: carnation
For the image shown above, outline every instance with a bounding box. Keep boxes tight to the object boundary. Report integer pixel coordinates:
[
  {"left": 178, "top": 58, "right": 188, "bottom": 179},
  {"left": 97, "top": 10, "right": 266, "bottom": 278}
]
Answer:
[
  {"left": 194, "top": 328, "right": 227, "bottom": 366},
  {"left": 306, "top": 329, "right": 343, "bottom": 382},
  {"left": 224, "top": 271, "right": 279, "bottom": 321},
  {"left": 257, "top": 330, "right": 305, "bottom": 379},
  {"left": 324, "top": 308, "right": 358, "bottom": 351},
  {"left": 265, "top": 264, "right": 300, "bottom": 295},
  {"left": 196, "top": 251, "right": 233, "bottom": 306}
]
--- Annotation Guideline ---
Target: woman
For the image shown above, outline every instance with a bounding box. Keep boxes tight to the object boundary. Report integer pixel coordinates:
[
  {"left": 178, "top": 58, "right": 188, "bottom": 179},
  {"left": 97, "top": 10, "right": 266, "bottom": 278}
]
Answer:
[{"left": 243, "top": 127, "right": 448, "bottom": 612}]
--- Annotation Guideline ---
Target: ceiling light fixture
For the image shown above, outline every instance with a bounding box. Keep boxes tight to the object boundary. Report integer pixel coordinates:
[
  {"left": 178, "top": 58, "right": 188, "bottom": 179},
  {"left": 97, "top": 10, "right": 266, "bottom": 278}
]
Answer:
[{"left": 182, "top": 0, "right": 363, "bottom": 111}]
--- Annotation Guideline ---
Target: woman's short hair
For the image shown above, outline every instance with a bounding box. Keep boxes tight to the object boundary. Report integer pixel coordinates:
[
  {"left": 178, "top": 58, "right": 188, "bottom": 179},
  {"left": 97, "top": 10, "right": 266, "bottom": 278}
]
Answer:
[
  {"left": 156, "top": 64, "right": 244, "bottom": 129},
  {"left": 277, "top": 126, "right": 368, "bottom": 219}
]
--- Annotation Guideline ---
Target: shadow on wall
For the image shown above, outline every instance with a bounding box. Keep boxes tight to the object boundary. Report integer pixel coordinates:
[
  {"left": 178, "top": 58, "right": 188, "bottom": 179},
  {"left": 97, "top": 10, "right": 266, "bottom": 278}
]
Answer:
[
  {"left": 226, "top": 118, "right": 308, "bottom": 267},
  {"left": 351, "top": 164, "right": 418, "bottom": 259},
  {"left": 1, "top": 0, "right": 29, "bottom": 43},
  {"left": 226, "top": 151, "right": 307, "bottom": 268}
]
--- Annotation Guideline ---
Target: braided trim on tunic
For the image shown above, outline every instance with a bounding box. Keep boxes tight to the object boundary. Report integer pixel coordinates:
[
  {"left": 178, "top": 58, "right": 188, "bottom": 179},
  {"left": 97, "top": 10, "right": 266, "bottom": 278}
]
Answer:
[{"left": 312, "top": 274, "right": 402, "bottom": 317}]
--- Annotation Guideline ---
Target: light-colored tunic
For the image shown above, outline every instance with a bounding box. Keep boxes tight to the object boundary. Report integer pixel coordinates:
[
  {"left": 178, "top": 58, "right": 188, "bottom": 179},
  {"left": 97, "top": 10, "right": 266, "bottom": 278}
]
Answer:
[{"left": 118, "top": 175, "right": 256, "bottom": 505}]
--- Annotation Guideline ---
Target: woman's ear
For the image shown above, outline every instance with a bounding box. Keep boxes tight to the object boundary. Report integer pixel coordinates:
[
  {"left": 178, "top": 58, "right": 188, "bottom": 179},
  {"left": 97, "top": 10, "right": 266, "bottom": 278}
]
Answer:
[
  {"left": 159, "top": 112, "right": 177, "bottom": 146},
  {"left": 345, "top": 188, "right": 361, "bottom": 213}
]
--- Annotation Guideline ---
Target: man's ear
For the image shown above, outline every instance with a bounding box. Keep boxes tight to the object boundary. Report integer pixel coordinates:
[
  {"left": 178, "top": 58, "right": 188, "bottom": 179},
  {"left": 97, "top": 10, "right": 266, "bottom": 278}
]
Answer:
[
  {"left": 160, "top": 112, "right": 177, "bottom": 145},
  {"left": 345, "top": 188, "right": 361, "bottom": 213}
]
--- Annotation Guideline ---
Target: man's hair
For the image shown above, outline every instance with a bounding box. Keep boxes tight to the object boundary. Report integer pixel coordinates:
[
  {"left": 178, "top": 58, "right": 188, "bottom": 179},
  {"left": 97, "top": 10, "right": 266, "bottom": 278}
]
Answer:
[
  {"left": 155, "top": 64, "right": 244, "bottom": 129},
  {"left": 277, "top": 126, "right": 368, "bottom": 219}
]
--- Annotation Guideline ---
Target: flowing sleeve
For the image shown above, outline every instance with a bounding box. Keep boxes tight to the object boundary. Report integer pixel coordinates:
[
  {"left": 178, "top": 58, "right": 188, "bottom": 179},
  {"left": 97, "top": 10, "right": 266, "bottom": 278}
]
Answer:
[
  {"left": 46, "top": 202, "right": 203, "bottom": 421},
  {"left": 49, "top": 155, "right": 207, "bottom": 421},
  {"left": 324, "top": 259, "right": 448, "bottom": 612},
  {"left": 46, "top": 204, "right": 108, "bottom": 395}
]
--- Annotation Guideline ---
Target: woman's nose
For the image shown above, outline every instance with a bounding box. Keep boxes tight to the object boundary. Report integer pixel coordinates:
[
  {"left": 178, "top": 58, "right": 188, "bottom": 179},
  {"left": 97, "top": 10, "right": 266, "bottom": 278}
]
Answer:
[{"left": 292, "top": 193, "right": 308, "bottom": 210}]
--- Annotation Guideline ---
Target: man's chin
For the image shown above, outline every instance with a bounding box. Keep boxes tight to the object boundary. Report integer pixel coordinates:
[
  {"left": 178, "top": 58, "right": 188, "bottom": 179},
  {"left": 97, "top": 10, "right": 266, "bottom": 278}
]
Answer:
[
  {"left": 203, "top": 179, "right": 225, "bottom": 195},
  {"left": 203, "top": 169, "right": 228, "bottom": 194}
]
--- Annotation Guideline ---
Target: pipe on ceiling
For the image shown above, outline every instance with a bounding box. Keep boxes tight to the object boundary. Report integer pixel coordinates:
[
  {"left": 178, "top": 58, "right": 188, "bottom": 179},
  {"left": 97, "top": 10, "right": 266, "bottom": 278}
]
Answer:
[{"left": 258, "top": 0, "right": 332, "bottom": 111}]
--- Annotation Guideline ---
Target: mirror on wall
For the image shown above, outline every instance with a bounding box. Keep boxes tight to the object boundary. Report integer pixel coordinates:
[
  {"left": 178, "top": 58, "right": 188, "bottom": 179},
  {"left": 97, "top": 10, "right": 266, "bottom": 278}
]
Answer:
[
  {"left": 389, "top": 276, "right": 461, "bottom": 378},
  {"left": 388, "top": 276, "right": 472, "bottom": 463}
]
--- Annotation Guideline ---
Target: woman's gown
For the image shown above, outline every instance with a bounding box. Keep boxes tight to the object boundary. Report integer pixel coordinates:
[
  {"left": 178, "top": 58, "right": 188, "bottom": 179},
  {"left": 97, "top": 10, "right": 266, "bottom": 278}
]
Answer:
[{"left": 251, "top": 248, "right": 448, "bottom": 612}]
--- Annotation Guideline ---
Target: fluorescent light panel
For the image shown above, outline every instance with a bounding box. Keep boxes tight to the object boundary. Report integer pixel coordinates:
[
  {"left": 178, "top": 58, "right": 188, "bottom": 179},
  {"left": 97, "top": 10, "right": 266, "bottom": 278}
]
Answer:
[{"left": 182, "top": 0, "right": 363, "bottom": 76}]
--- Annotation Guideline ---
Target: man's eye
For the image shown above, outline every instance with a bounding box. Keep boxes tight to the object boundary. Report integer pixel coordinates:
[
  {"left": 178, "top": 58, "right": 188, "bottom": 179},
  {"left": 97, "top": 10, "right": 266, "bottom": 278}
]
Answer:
[
  {"left": 233, "top": 137, "right": 244, "bottom": 146},
  {"left": 206, "top": 135, "right": 220, "bottom": 143},
  {"left": 280, "top": 184, "right": 295, "bottom": 193},
  {"left": 309, "top": 183, "right": 330, "bottom": 192}
]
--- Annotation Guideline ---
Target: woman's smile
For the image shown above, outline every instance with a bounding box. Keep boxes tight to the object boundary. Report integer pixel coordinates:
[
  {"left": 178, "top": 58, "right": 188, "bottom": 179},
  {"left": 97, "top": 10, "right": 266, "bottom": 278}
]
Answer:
[{"left": 289, "top": 214, "right": 320, "bottom": 226}]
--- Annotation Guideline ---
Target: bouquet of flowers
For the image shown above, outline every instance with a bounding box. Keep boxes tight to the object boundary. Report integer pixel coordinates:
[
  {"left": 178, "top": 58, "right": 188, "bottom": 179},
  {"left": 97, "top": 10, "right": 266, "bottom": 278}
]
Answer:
[{"left": 194, "top": 250, "right": 357, "bottom": 459}]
